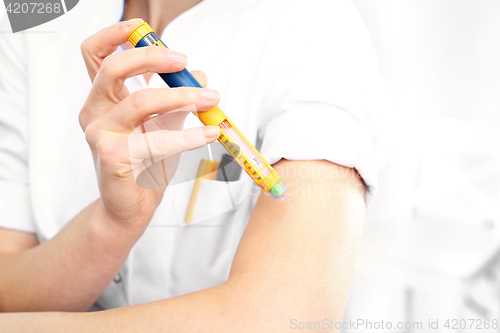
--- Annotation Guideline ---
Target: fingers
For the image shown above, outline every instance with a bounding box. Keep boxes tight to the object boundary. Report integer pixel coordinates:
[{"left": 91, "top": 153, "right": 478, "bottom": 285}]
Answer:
[
  {"left": 128, "top": 126, "right": 220, "bottom": 161},
  {"left": 92, "top": 46, "right": 188, "bottom": 100},
  {"left": 81, "top": 18, "right": 144, "bottom": 81},
  {"left": 110, "top": 87, "right": 220, "bottom": 129},
  {"left": 190, "top": 70, "right": 207, "bottom": 88}
]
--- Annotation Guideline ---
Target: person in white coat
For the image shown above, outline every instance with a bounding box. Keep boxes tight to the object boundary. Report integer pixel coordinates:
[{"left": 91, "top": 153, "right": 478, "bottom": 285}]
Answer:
[{"left": 0, "top": 0, "right": 391, "bottom": 330}]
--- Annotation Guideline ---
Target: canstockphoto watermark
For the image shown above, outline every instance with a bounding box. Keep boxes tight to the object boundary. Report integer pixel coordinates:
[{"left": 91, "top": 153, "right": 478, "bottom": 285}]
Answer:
[
  {"left": 290, "top": 319, "right": 423, "bottom": 330},
  {"left": 290, "top": 318, "right": 500, "bottom": 330}
]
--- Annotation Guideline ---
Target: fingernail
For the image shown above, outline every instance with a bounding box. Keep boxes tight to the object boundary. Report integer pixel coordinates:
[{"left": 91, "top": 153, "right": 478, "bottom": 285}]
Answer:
[
  {"left": 202, "top": 126, "right": 220, "bottom": 139},
  {"left": 200, "top": 89, "right": 220, "bottom": 101},
  {"left": 126, "top": 18, "right": 144, "bottom": 27},
  {"left": 168, "top": 50, "right": 187, "bottom": 65}
]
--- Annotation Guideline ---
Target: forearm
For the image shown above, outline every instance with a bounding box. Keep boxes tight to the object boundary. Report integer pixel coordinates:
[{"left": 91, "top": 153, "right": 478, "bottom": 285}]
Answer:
[
  {"left": 0, "top": 199, "right": 142, "bottom": 312},
  {"left": 0, "top": 275, "right": 234, "bottom": 332}
]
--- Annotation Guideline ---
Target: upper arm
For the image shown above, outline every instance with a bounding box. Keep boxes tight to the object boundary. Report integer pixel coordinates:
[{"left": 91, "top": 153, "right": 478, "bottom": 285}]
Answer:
[
  {"left": 230, "top": 8, "right": 378, "bottom": 324},
  {"left": 225, "top": 159, "right": 365, "bottom": 329}
]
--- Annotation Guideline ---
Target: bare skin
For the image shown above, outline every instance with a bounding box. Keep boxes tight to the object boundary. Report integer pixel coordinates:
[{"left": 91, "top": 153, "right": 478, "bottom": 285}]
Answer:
[
  {"left": 0, "top": 1, "right": 365, "bottom": 331},
  {"left": 1, "top": 159, "right": 365, "bottom": 332}
]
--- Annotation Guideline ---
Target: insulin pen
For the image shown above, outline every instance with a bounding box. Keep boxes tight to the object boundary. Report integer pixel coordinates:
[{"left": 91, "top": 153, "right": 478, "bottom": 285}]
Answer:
[{"left": 128, "top": 22, "right": 288, "bottom": 201}]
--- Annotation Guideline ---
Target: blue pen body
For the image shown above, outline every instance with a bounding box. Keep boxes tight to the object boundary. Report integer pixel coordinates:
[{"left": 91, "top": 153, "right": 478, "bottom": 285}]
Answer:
[{"left": 135, "top": 32, "right": 202, "bottom": 89}]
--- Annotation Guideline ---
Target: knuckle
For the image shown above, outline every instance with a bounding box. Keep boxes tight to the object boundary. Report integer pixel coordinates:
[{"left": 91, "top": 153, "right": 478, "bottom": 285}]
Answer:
[
  {"left": 98, "top": 56, "right": 115, "bottom": 76},
  {"left": 93, "top": 133, "right": 122, "bottom": 162},
  {"left": 80, "top": 38, "right": 90, "bottom": 55},
  {"left": 178, "top": 130, "right": 195, "bottom": 149},
  {"left": 83, "top": 122, "right": 101, "bottom": 147},
  {"left": 129, "top": 90, "right": 149, "bottom": 113},
  {"left": 172, "top": 131, "right": 190, "bottom": 151},
  {"left": 180, "top": 131, "right": 193, "bottom": 148},
  {"left": 165, "top": 132, "right": 185, "bottom": 153},
  {"left": 78, "top": 108, "right": 89, "bottom": 131},
  {"left": 79, "top": 100, "right": 95, "bottom": 132},
  {"left": 152, "top": 131, "right": 168, "bottom": 152}
]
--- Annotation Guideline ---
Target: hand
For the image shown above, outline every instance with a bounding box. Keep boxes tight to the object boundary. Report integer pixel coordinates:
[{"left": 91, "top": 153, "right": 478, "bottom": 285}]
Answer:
[{"left": 79, "top": 18, "right": 220, "bottom": 232}]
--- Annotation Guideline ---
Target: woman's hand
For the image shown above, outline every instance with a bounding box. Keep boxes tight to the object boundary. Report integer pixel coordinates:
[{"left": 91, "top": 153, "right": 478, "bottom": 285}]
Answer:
[{"left": 79, "top": 18, "right": 220, "bottom": 232}]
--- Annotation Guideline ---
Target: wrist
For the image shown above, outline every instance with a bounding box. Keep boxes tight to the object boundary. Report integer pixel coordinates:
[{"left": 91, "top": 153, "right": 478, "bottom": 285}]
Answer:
[{"left": 87, "top": 199, "right": 145, "bottom": 254}]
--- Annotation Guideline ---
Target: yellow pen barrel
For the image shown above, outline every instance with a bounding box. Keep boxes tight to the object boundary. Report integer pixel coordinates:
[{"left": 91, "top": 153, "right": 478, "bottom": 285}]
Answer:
[{"left": 198, "top": 106, "right": 287, "bottom": 200}]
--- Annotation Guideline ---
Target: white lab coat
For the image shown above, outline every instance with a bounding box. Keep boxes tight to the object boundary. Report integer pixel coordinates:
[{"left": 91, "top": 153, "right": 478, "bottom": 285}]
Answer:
[{"left": 0, "top": 0, "right": 391, "bottom": 308}]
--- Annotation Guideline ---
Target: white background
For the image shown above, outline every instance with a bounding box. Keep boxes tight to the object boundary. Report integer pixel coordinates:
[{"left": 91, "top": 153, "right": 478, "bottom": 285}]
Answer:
[{"left": 347, "top": 1, "right": 500, "bottom": 331}]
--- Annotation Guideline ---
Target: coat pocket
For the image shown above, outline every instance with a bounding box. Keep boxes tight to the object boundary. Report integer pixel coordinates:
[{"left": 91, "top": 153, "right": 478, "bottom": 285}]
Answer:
[
  {"left": 172, "top": 177, "right": 254, "bottom": 227},
  {"left": 165, "top": 178, "right": 257, "bottom": 297}
]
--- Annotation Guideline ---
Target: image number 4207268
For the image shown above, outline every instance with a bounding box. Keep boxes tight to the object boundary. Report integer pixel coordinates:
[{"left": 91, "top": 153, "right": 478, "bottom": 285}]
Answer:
[{"left": 3, "top": 0, "right": 79, "bottom": 33}]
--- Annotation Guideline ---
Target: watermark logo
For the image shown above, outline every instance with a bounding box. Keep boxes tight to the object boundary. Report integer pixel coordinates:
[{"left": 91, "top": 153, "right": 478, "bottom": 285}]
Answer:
[{"left": 3, "top": 0, "right": 79, "bottom": 33}]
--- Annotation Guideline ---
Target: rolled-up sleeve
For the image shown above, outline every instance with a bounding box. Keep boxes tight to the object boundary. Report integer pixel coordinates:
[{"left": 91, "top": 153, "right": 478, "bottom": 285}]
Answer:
[
  {"left": 258, "top": 0, "right": 393, "bottom": 205},
  {"left": 0, "top": 17, "right": 36, "bottom": 232}
]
